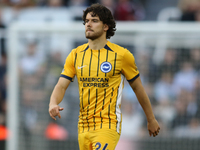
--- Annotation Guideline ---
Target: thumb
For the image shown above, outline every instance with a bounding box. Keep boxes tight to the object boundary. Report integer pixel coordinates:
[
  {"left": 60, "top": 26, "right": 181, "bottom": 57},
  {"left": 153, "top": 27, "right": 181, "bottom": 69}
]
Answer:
[
  {"left": 59, "top": 107, "right": 64, "bottom": 111},
  {"left": 58, "top": 107, "right": 63, "bottom": 119}
]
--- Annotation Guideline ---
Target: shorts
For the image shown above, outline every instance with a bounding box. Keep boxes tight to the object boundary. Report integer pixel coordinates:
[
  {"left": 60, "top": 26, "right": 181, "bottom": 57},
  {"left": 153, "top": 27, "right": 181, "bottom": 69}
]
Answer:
[{"left": 78, "top": 128, "right": 120, "bottom": 150}]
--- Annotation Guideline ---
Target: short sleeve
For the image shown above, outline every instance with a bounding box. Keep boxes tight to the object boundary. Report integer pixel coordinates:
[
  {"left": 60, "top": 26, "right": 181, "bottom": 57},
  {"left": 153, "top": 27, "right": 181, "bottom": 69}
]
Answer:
[
  {"left": 60, "top": 49, "right": 76, "bottom": 81},
  {"left": 122, "top": 50, "right": 139, "bottom": 82}
]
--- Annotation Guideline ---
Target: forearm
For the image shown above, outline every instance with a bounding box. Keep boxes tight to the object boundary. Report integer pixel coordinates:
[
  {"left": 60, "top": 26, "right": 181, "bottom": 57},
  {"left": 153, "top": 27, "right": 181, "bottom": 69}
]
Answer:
[
  {"left": 133, "top": 86, "right": 155, "bottom": 122},
  {"left": 129, "top": 77, "right": 155, "bottom": 122},
  {"left": 49, "top": 84, "right": 66, "bottom": 106},
  {"left": 49, "top": 77, "right": 71, "bottom": 107},
  {"left": 129, "top": 77, "right": 160, "bottom": 136}
]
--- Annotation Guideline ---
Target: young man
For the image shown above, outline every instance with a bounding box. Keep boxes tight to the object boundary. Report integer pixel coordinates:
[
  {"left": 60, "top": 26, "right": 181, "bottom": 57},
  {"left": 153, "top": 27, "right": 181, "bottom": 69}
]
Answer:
[{"left": 49, "top": 3, "right": 160, "bottom": 150}]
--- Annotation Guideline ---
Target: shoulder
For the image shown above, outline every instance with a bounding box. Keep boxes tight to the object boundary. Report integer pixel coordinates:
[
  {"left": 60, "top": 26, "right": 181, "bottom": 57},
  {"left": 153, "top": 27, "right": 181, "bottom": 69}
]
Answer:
[
  {"left": 108, "top": 42, "right": 135, "bottom": 62},
  {"left": 107, "top": 41, "right": 130, "bottom": 56},
  {"left": 65, "top": 43, "right": 88, "bottom": 60},
  {"left": 73, "top": 43, "right": 89, "bottom": 53}
]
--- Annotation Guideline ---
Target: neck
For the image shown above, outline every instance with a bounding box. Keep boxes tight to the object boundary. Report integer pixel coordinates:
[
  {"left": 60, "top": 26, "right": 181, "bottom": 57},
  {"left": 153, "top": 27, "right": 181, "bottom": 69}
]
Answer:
[{"left": 88, "top": 36, "right": 108, "bottom": 50}]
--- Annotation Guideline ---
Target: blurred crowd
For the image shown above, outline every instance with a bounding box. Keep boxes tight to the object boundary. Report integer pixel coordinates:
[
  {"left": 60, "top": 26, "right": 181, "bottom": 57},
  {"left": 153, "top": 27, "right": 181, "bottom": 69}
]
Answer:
[
  {"left": 0, "top": 0, "right": 200, "bottom": 23},
  {"left": 1, "top": 0, "right": 200, "bottom": 150}
]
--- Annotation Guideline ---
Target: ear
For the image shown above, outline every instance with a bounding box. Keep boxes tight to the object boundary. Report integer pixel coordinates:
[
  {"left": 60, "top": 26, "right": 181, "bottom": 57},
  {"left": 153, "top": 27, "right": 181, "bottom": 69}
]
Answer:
[{"left": 104, "top": 24, "right": 109, "bottom": 31}]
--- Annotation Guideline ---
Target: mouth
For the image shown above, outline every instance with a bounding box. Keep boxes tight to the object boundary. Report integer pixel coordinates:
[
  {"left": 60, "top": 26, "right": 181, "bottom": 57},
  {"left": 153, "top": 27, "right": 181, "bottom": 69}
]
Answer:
[{"left": 86, "top": 29, "right": 93, "bottom": 32}]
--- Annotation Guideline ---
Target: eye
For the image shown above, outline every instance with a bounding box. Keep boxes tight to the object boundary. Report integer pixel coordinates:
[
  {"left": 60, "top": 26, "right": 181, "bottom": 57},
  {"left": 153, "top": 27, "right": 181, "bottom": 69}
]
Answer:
[{"left": 93, "top": 19, "right": 98, "bottom": 22}]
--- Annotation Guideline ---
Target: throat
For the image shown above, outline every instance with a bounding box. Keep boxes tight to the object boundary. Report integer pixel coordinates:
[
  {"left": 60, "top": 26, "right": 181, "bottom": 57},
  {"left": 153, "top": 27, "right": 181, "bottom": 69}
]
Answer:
[{"left": 88, "top": 39, "right": 108, "bottom": 50}]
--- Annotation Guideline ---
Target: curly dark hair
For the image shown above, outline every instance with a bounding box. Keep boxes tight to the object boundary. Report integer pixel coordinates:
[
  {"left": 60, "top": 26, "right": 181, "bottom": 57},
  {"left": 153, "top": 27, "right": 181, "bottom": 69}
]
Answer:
[{"left": 82, "top": 3, "right": 116, "bottom": 39}]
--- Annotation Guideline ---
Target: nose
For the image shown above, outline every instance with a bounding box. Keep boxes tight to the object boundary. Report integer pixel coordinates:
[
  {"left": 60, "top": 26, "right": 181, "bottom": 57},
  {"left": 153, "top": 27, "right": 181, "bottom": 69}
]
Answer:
[{"left": 86, "top": 20, "right": 91, "bottom": 27}]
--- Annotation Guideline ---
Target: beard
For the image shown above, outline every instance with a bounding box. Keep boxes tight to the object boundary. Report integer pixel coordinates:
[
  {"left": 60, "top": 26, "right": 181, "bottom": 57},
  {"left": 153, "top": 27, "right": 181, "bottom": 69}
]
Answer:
[{"left": 85, "top": 30, "right": 104, "bottom": 40}]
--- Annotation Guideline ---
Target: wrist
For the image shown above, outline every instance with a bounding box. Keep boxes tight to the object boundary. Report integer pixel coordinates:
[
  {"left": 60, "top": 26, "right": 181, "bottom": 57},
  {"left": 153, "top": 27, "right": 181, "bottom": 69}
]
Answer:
[
  {"left": 147, "top": 116, "right": 156, "bottom": 123},
  {"left": 49, "top": 101, "right": 58, "bottom": 107}
]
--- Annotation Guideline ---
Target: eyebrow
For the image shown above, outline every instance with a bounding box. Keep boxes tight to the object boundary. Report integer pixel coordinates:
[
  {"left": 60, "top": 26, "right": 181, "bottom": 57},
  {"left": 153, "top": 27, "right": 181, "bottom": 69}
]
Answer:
[{"left": 85, "top": 18, "right": 100, "bottom": 21}]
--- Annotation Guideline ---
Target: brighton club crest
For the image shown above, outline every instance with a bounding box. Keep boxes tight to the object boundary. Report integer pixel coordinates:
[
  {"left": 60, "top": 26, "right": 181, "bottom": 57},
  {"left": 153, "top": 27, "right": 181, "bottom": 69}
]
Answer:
[{"left": 100, "top": 62, "right": 112, "bottom": 73}]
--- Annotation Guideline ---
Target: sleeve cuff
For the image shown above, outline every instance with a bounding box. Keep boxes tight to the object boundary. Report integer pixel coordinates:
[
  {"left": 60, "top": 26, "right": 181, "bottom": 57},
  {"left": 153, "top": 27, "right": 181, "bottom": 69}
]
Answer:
[
  {"left": 127, "top": 73, "right": 140, "bottom": 82},
  {"left": 60, "top": 74, "right": 73, "bottom": 82}
]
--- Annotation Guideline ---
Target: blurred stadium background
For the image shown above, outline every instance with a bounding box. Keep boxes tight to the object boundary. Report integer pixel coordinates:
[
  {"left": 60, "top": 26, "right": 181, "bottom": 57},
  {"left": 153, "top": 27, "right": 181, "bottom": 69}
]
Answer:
[{"left": 1, "top": 0, "right": 200, "bottom": 150}]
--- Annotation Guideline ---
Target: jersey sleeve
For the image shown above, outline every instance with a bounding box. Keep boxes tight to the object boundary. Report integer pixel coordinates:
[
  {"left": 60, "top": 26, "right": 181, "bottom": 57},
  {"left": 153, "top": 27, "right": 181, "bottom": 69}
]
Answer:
[
  {"left": 60, "top": 49, "right": 76, "bottom": 81},
  {"left": 122, "top": 50, "right": 139, "bottom": 82}
]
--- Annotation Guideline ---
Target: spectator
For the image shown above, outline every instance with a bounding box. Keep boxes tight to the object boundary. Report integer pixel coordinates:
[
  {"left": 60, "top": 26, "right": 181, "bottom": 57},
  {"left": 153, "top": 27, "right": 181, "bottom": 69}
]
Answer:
[
  {"left": 154, "top": 71, "right": 176, "bottom": 103},
  {"left": 45, "top": 51, "right": 64, "bottom": 92},
  {"left": 99, "top": 0, "right": 115, "bottom": 14},
  {"left": 178, "top": 0, "right": 200, "bottom": 21},
  {"left": 19, "top": 41, "right": 45, "bottom": 75},
  {"left": 0, "top": 0, "right": 13, "bottom": 7},
  {"left": 135, "top": 50, "right": 150, "bottom": 84},
  {"left": 172, "top": 61, "right": 197, "bottom": 95},
  {"left": 171, "top": 89, "right": 191, "bottom": 129},
  {"left": 173, "top": 117, "right": 200, "bottom": 138},
  {"left": 186, "top": 90, "right": 198, "bottom": 118},
  {"left": 144, "top": 0, "right": 179, "bottom": 20},
  {"left": 37, "top": 0, "right": 66, "bottom": 7},
  {"left": 195, "top": 77, "right": 200, "bottom": 118},
  {"left": 190, "top": 48, "right": 200, "bottom": 70},
  {"left": 67, "top": 0, "right": 89, "bottom": 20},
  {"left": 158, "top": 48, "right": 179, "bottom": 76},
  {"left": 114, "top": 0, "right": 145, "bottom": 21},
  {"left": 0, "top": 51, "right": 6, "bottom": 90},
  {"left": 0, "top": 53, "right": 7, "bottom": 122},
  {"left": 195, "top": 10, "right": 200, "bottom": 21},
  {"left": 67, "top": 0, "right": 89, "bottom": 6},
  {"left": 154, "top": 71, "right": 176, "bottom": 128},
  {"left": 0, "top": 9, "right": 6, "bottom": 55},
  {"left": 120, "top": 98, "right": 144, "bottom": 138},
  {"left": 47, "top": 0, "right": 64, "bottom": 7},
  {"left": 11, "top": 0, "right": 36, "bottom": 10}
]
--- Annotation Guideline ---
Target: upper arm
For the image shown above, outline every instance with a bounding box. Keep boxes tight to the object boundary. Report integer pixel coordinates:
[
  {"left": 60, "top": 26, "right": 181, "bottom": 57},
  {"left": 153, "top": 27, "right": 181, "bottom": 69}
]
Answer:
[
  {"left": 122, "top": 50, "right": 139, "bottom": 82},
  {"left": 129, "top": 76, "right": 143, "bottom": 92},
  {"left": 56, "top": 77, "right": 71, "bottom": 91},
  {"left": 61, "top": 49, "right": 76, "bottom": 80}
]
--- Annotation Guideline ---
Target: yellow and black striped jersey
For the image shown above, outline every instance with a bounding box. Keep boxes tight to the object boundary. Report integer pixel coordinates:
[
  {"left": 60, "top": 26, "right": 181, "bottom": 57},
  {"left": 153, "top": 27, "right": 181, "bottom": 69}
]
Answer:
[{"left": 61, "top": 41, "right": 139, "bottom": 134}]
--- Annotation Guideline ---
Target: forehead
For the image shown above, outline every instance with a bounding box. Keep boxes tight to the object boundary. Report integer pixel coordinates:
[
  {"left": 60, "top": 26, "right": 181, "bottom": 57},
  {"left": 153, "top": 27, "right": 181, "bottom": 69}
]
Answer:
[{"left": 86, "top": 12, "right": 100, "bottom": 19}]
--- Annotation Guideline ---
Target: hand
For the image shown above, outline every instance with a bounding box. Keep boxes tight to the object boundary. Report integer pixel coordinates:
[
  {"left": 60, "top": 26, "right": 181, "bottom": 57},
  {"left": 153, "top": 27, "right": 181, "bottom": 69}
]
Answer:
[
  {"left": 49, "top": 105, "right": 64, "bottom": 120},
  {"left": 147, "top": 119, "right": 160, "bottom": 137}
]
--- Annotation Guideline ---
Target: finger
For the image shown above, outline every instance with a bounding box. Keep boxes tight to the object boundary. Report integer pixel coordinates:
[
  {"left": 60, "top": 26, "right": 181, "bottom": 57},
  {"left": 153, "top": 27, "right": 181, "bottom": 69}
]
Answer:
[
  {"left": 59, "top": 107, "right": 64, "bottom": 111},
  {"left": 153, "top": 131, "right": 158, "bottom": 137},
  {"left": 156, "top": 128, "right": 160, "bottom": 134},
  {"left": 50, "top": 114, "right": 56, "bottom": 120},
  {"left": 58, "top": 112, "right": 61, "bottom": 119},
  {"left": 149, "top": 130, "right": 152, "bottom": 137}
]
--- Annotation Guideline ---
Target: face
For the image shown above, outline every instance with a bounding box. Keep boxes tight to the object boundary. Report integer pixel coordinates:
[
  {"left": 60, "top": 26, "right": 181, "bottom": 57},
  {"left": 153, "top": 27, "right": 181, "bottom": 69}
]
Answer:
[{"left": 85, "top": 12, "right": 108, "bottom": 40}]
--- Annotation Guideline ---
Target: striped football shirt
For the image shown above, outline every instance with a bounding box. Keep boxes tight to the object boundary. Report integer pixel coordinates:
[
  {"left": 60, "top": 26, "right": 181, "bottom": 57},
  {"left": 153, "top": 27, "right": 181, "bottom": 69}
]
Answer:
[{"left": 61, "top": 41, "right": 139, "bottom": 134}]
